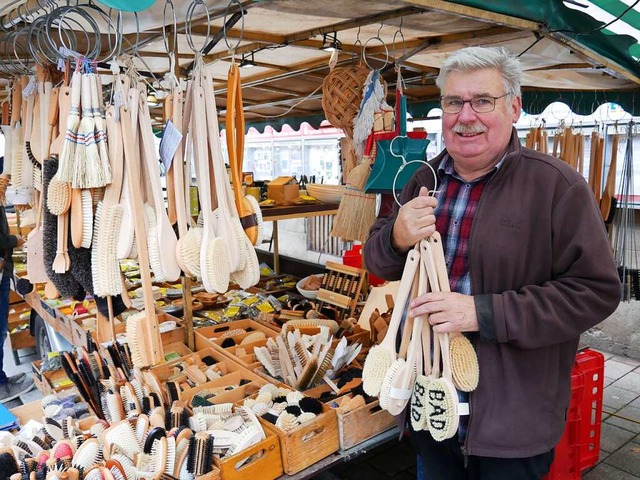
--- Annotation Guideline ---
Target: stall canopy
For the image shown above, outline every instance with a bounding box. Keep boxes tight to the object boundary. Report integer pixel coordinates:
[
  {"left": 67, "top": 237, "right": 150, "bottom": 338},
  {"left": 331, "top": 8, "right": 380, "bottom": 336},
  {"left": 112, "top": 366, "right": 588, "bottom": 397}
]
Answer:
[{"left": 0, "top": 0, "right": 639, "bottom": 130}]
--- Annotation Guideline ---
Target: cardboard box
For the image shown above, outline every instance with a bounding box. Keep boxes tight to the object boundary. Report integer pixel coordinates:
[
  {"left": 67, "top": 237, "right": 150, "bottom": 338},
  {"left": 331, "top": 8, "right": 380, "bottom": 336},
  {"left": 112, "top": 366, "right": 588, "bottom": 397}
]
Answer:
[{"left": 267, "top": 176, "right": 299, "bottom": 205}]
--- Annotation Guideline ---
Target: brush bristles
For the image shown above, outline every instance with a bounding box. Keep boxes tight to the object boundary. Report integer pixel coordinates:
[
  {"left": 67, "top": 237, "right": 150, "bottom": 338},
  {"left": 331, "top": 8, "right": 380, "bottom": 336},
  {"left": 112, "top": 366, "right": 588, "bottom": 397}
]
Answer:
[
  {"left": 80, "top": 189, "right": 94, "bottom": 249},
  {"left": 178, "top": 227, "right": 202, "bottom": 278},
  {"left": 426, "top": 378, "right": 458, "bottom": 442},
  {"left": 201, "top": 236, "right": 230, "bottom": 294},
  {"left": 362, "top": 346, "right": 395, "bottom": 397},
  {"left": 46, "top": 181, "right": 70, "bottom": 215},
  {"left": 450, "top": 336, "right": 479, "bottom": 392},
  {"left": 410, "top": 375, "right": 431, "bottom": 432},
  {"left": 144, "top": 204, "right": 164, "bottom": 282}
]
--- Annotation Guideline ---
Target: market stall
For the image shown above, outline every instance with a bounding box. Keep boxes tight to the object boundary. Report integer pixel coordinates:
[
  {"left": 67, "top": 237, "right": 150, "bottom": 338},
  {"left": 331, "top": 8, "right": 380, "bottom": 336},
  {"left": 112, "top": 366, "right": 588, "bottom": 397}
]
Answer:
[{"left": 0, "top": 1, "right": 638, "bottom": 479}]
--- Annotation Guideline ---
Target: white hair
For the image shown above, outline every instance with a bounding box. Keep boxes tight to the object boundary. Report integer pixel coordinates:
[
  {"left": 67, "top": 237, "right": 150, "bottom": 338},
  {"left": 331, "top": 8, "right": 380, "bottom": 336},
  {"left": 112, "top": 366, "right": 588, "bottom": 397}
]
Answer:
[{"left": 436, "top": 46, "right": 523, "bottom": 97}]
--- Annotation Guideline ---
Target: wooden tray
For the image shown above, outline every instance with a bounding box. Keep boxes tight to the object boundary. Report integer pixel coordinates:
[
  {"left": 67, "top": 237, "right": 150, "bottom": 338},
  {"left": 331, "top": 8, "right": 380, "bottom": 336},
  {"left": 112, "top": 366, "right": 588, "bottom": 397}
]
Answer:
[
  {"left": 259, "top": 401, "right": 339, "bottom": 475},
  {"left": 214, "top": 432, "right": 282, "bottom": 480},
  {"left": 305, "top": 384, "right": 395, "bottom": 450}
]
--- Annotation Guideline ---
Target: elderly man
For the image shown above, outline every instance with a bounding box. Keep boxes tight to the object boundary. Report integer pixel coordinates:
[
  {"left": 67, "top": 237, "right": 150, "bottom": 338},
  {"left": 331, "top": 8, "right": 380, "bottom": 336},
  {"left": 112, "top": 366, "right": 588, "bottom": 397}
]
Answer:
[{"left": 364, "top": 46, "right": 620, "bottom": 479}]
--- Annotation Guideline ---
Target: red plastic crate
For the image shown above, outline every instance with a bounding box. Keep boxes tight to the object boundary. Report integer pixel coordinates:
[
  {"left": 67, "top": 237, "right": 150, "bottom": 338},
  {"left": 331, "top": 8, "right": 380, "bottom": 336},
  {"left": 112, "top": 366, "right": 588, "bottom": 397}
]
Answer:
[
  {"left": 342, "top": 244, "right": 385, "bottom": 286},
  {"left": 544, "top": 348, "right": 604, "bottom": 480}
]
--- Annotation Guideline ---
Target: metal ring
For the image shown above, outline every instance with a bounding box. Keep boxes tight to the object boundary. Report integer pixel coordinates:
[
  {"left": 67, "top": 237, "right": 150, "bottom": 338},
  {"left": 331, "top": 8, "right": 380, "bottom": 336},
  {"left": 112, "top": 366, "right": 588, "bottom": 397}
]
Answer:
[
  {"left": 362, "top": 36, "right": 389, "bottom": 70},
  {"left": 79, "top": 3, "right": 122, "bottom": 62},
  {"left": 58, "top": 6, "right": 102, "bottom": 60},
  {"left": 392, "top": 28, "right": 405, "bottom": 60},
  {"left": 223, "top": 0, "right": 244, "bottom": 55},
  {"left": 392, "top": 159, "right": 438, "bottom": 208},
  {"left": 185, "top": 0, "right": 210, "bottom": 54},
  {"left": 162, "top": 0, "right": 178, "bottom": 57}
]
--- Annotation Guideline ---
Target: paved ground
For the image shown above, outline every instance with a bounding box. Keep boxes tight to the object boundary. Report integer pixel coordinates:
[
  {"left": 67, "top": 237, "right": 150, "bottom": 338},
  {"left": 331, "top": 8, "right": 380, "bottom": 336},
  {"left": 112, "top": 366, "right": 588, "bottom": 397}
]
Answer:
[{"left": 3, "top": 338, "right": 640, "bottom": 479}]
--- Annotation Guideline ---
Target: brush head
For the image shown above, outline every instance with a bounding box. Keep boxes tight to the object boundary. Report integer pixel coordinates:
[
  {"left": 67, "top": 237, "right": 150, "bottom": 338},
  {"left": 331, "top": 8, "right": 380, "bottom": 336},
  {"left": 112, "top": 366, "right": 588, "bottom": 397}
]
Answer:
[
  {"left": 410, "top": 375, "right": 431, "bottom": 432},
  {"left": 426, "top": 377, "right": 459, "bottom": 442},
  {"left": 449, "top": 335, "right": 479, "bottom": 392},
  {"left": 362, "top": 345, "right": 395, "bottom": 397}
]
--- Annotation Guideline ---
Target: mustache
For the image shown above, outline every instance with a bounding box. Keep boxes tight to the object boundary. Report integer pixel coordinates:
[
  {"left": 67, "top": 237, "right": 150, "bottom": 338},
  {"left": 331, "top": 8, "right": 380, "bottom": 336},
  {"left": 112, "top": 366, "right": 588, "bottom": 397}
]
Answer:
[{"left": 452, "top": 124, "right": 487, "bottom": 134}]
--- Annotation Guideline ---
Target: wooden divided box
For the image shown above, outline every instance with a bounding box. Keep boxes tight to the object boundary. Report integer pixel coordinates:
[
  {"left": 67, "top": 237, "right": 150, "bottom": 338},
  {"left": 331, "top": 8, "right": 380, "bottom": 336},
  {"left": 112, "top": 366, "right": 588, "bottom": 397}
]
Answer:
[
  {"left": 306, "top": 384, "right": 396, "bottom": 450},
  {"left": 8, "top": 302, "right": 35, "bottom": 351},
  {"left": 258, "top": 398, "right": 339, "bottom": 475},
  {"left": 195, "top": 320, "right": 279, "bottom": 369},
  {"left": 186, "top": 377, "right": 284, "bottom": 480}
]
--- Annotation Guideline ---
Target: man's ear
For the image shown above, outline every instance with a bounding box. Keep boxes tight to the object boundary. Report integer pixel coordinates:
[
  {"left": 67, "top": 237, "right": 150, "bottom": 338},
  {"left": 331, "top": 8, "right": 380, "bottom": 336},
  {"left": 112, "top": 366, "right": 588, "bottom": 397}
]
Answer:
[{"left": 511, "top": 95, "right": 523, "bottom": 123}]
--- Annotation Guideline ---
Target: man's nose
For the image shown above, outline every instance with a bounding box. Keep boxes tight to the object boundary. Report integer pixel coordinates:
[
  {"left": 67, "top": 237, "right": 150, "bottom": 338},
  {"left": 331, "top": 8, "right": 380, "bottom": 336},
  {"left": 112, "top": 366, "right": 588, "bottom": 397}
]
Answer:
[{"left": 457, "top": 101, "right": 478, "bottom": 121}]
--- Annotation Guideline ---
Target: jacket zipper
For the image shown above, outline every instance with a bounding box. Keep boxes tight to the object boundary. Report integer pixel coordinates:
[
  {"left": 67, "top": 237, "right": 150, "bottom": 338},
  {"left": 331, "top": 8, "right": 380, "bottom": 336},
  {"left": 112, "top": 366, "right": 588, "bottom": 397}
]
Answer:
[{"left": 463, "top": 164, "right": 502, "bottom": 460}]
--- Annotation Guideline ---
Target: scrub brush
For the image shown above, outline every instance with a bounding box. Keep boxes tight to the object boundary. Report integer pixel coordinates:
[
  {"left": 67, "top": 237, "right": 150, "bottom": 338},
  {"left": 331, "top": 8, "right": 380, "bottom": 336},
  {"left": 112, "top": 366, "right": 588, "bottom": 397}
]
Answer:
[{"left": 362, "top": 248, "right": 419, "bottom": 396}]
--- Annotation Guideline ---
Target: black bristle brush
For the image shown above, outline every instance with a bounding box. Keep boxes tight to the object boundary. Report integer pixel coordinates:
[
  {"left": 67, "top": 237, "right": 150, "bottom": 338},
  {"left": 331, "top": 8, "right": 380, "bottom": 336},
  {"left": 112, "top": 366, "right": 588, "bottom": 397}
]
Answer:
[
  {"left": 0, "top": 450, "right": 19, "bottom": 476},
  {"left": 221, "top": 338, "right": 236, "bottom": 348},
  {"left": 285, "top": 405, "right": 302, "bottom": 416},
  {"left": 298, "top": 397, "right": 323, "bottom": 415},
  {"left": 144, "top": 427, "right": 166, "bottom": 454},
  {"left": 201, "top": 356, "right": 215, "bottom": 366},
  {"left": 166, "top": 382, "right": 180, "bottom": 404},
  {"left": 41, "top": 158, "right": 86, "bottom": 299}
]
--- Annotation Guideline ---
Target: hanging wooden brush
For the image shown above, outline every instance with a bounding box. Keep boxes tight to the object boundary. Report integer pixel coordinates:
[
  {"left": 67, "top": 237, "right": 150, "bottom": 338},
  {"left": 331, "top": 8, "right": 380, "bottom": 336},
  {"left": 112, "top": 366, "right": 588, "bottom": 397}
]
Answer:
[
  {"left": 120, "top": 87, "right": 164, "bottom": 367},
  {"left": 226, "top": 63, "right": 260, "bottom": 246},
  {"left": 600, "top": 130, "right": 620, "bottom": 221},
  {"left": 73, "top": 73, "right": 100, "bottom": 189},
  {"left": 55, "top": 70, "right": 81, "bottom": 184}
]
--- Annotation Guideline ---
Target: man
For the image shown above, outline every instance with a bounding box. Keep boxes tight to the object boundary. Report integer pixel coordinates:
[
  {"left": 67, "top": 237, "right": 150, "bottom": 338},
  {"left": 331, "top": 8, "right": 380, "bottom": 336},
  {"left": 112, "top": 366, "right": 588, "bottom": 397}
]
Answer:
[
  {"left": 0, "top": 159, "right": 34, "bottom": 403},
  {"left": 364, "top": 47, "right": 620, "bottom": 479}
]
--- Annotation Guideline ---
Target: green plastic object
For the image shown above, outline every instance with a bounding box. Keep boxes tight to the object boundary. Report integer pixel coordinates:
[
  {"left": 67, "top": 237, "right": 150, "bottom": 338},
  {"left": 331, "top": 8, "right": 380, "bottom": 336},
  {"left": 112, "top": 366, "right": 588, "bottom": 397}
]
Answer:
[
  {"left": 95, "top": 0, "right": 156, "bottom": 12},
  {"left": 365, "top": 96, "right": 429, "bottom": 194}
]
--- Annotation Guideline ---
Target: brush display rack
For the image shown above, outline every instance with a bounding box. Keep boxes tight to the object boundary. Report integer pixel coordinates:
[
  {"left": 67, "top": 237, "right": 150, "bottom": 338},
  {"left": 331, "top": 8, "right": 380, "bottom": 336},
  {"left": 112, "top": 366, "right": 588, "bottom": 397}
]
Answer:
[{"left": 315, "top": 262, "right": 366, "bottom": 321}]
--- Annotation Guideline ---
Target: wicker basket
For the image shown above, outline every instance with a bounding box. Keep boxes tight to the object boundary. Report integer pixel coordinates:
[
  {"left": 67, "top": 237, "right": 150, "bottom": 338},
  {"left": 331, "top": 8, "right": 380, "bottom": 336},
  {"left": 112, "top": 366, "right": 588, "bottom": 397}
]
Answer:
[{"left": 322, "top": 63, "right": 370, "bottom": 139}]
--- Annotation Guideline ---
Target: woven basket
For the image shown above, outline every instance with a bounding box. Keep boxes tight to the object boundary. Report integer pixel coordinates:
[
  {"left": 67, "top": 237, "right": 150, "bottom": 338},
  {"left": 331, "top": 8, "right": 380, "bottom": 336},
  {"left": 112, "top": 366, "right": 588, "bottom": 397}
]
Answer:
[{"left": 322, "top": 64, "right": 370, "bottom": 140}]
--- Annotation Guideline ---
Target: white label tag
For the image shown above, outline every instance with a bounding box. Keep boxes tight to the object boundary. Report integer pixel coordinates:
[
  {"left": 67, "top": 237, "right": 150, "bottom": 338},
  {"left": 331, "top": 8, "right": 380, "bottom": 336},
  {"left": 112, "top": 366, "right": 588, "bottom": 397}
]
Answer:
[
  {"left": 22, "top": 76, "right": 36, "bottom": 97},
  {"left": 457, "top": 402, "right": 470, "bottom": 416},
  {"left": 159, "top": 119, "right": 183, "bottom": 172}
]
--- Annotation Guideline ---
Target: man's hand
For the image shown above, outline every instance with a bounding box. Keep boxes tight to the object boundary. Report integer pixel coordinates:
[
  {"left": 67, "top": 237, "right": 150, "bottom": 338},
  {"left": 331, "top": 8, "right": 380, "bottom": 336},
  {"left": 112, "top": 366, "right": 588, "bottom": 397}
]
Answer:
[
  {"left": 14, "top": 235, "right": 25, "bottom": 248},
  {"left": 391, "top": 186, "right": 438, "bottom": 252},
  {"left": 409, "top": 292, "right": 479, "bottom": 334}
]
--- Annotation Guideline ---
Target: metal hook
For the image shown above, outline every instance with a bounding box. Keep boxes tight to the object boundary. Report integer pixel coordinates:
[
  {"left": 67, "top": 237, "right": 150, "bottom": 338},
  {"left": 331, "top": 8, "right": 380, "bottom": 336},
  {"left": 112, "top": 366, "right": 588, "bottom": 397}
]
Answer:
[{"left": 223, "top": 0, "right": 244, "bottom": 58}]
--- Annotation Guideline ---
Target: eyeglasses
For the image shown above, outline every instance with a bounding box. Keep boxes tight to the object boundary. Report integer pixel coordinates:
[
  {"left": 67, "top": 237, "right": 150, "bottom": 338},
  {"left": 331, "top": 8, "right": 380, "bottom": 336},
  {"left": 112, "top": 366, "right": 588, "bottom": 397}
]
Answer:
[{"left": 440, "top": 92, "right": 513, "bottom": 114}]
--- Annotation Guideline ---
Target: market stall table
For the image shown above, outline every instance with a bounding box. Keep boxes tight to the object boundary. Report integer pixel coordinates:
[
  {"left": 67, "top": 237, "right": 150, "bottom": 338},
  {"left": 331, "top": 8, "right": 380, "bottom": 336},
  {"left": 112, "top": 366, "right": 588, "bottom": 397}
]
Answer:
[{"left": 261, "top": 203, "right": 339, "bottom": 274}]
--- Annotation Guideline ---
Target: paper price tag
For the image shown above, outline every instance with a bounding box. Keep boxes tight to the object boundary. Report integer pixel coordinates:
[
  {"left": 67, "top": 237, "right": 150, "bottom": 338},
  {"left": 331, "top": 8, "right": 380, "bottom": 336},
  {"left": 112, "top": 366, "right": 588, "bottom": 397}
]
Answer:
[
  {"left": 159, "top": 120, "right": 183, "bottom": 172},
  {"left": 22, "top": 76, "right": 36, "bottom": 97}
]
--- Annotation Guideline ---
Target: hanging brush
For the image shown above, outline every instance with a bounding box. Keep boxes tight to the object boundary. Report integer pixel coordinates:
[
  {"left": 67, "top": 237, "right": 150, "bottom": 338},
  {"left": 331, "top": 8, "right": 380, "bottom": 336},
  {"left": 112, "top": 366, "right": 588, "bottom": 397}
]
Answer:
[
  {"left": 55, "top": 70, "right": 81, "bottom": 183},
  {"left": 90, "top": 73, "right": 111, "bottom": 187},
  {"left": 73, "top": 72, "right": 102, "bottom": 189}
]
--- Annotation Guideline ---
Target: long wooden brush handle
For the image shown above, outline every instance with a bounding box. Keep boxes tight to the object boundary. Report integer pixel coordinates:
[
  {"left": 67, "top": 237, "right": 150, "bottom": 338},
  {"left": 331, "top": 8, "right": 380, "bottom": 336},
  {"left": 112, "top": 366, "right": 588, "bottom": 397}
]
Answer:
[
  {"left": 164, "top": 94, "right": 177, "bottom": 225},
  {"left": 172, "top": 88, "right": 188, "bottom": 238},
  {"left": 10, "top": 78, "right": 22, "bottom": 127},
  {"left": 120, "top": 88, "right": 163, "bottom": 366},
  {"left": 379, "top": 248, "right": 420, "bottom": 351}
]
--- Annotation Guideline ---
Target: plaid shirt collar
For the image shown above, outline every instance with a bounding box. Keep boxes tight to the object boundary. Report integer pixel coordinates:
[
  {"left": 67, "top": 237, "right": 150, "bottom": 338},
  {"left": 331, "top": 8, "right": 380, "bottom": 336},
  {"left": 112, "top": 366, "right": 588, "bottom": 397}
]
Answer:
[{"left": 437, "top": 152, "right": 506, "bottom": 183}]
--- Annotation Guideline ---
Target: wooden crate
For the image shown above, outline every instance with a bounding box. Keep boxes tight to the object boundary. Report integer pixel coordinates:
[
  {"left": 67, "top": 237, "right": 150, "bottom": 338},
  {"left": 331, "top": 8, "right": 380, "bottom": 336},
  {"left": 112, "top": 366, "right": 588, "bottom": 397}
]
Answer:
[
  {"left": 31, "top": 360, "right": 44, "bottom": 394},
  {"left": 214, "top": 432, "right": 283, "bottom": 480},
  {"left": 306, "top": 384, "right": 395, "bottom": 450},
  {"left": 259, "top": 402, "right": 339, "bottom": 475},
  {"left": 43, "top": 368, "right": 74, "bottom": 395},
  {"left": 195, "top": 320, "right": 278, "bottom": 370},
  {"left": 179, "top": 370, "right": 264, "bottom": 406},
  {"left": 195, "top": 469, "right": 222, "bottom": 480},
  {"left": 10, "top": 400, "right": 42, "bottom": 425}
]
